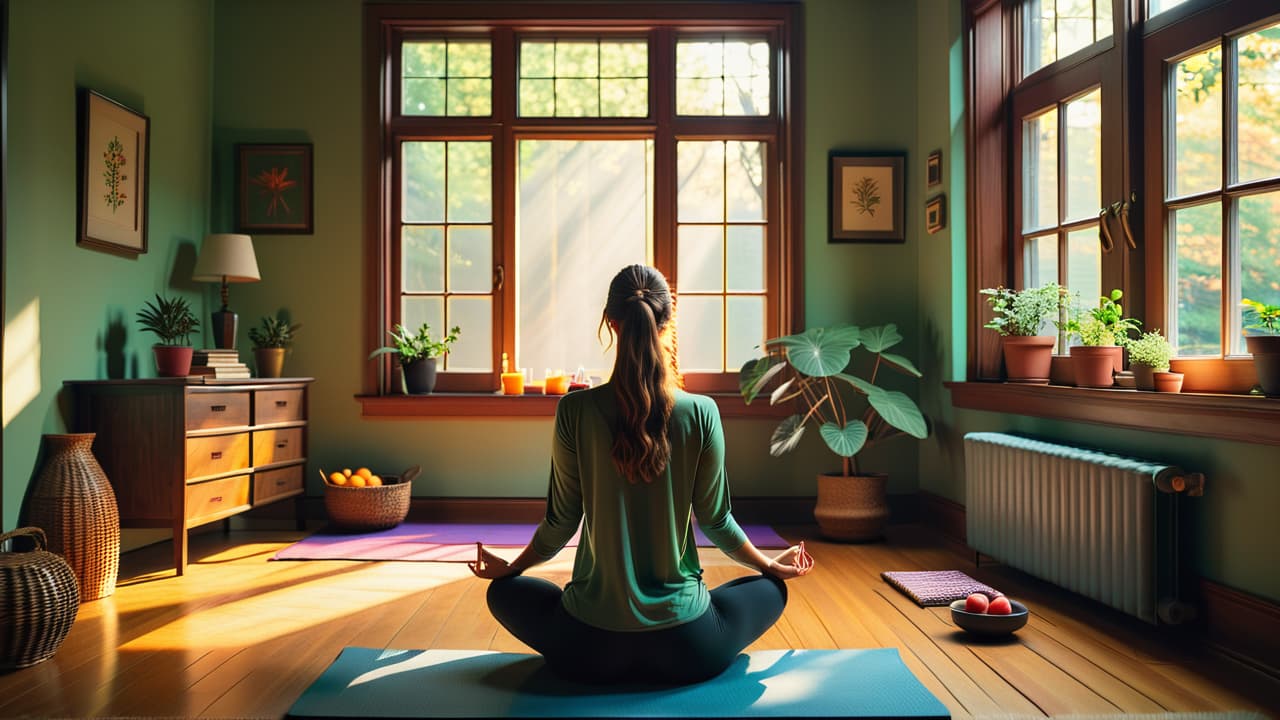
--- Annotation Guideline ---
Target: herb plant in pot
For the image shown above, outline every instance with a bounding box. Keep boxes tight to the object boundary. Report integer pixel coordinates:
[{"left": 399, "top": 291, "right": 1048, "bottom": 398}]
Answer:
[
  {"left": 136, "top": 294, "right": 199, "bottom": 377},
  {"left": 1243, "top": 298, "right": 1280, "bottom": 397},
  {"left": 369, "top": 323, "right": 461, "bottom": 395},
  {"left": 248, "top": 315, "right": 301, "bottom": 379},
  {"left": 1125, "top": 330, "right": 1174, "bottom": 391},
  {"left": 1066, "top": 289, "right": 1141, "bottom": 388},
  {"left": 981, "top": 284, "right": 1067, "bottom": 384},
  {"left": 740, "top": 324, "right": 928, "bottom": 542}
]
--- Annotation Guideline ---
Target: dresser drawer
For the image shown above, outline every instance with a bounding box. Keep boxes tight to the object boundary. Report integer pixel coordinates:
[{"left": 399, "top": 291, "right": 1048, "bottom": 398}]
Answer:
[
  {"left": 253, "top": 427, "right": 304, "bottom": 465},
  {"left": 255, "top": 389, "right": 304, "bottom": 425},
  {"left": 185, "top": 433, "right": 251, "bottom": 480},
  {"left": 254, "top": 465, "right": 304, "bottom": 504},
  {"left": 186, "top": 391, "right": 250, "bottom": 431},
  {"left": 185, "top": 474, "right": 250, "bottom": 527}
]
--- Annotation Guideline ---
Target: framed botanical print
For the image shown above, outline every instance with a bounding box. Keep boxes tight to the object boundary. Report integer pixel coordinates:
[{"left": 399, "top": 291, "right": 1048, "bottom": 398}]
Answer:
[
  {"left": 830, "top": 152, "right": 906, "bottom": 243},
  {"left": 78, "top": 90, "right": 150, "bottom": 256}
]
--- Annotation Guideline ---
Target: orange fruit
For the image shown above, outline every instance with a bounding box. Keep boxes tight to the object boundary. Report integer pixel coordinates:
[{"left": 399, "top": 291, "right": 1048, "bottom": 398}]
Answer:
[
  {"left": 367, "top": 475, "right": 382, "bottom": 487},
  {"left": 342, "top": 468, "right": 353, "bottom": 478},
  {"left": 328, "top": 471, "right": 347, "bottom": 486},
  {"left": 356, "top": 467, "right": 373, "bottom": 480},
  {"left": 349, "top": 475, "right": 367, "bottom": 488}
]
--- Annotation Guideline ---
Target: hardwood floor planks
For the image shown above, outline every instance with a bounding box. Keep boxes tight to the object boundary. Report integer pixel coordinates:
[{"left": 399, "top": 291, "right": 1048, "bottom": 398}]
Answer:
[{"left": 5, "top": 525, "right": 1276, "bottom": 718}]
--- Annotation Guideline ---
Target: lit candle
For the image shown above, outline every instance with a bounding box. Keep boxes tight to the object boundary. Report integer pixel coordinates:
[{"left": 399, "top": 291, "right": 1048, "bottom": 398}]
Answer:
[
  {"left": 501, "top": 372, "right": 524, "bottom": 395},
  {"left": 545, "top": 374, "right": 570, "bottom": 395}
]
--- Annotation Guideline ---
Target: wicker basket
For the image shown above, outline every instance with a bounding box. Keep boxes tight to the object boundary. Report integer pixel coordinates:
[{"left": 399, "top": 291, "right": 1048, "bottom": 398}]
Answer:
[
  {"left": 322, "top": 466, "right": 418, "bottom": 532},
  {"left": 0, "top": 527, "right": 80, "bottom": 670}
]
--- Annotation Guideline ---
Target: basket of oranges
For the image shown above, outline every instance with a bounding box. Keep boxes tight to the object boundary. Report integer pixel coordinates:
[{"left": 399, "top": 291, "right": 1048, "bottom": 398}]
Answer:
[{"left": 321, "top": 465, "right": 419, "bottom": 531}]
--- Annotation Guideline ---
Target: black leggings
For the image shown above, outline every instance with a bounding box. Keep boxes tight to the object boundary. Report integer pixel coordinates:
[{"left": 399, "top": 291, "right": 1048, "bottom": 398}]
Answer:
[{"left": 485, "top": 574, "right": 787, "bottom": 686}]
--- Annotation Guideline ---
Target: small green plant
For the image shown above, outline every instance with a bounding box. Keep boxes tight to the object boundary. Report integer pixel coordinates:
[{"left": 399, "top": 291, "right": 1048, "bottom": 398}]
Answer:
[
  {"left": 980, "top": 283, "right": 1067, "bottom": 337},
  {"left": 740, "top": 324, "right": 927, "bottom": 476},
  {"left": 136, "top": 294, "right": 199, "bottom": 346},
  {"left": 248, "top": 315, "right": 301, "bottom": 350},
  {"left": 1126, "top": 330, "right": 1174, "bottom": 371},
  {"left": 1242, "top": 298, "right": 1280, "bottom": 335},
  {"left": 1068, "top": 289, "right": 1141, "bottom": 346},
  {"left": 369, "top": 322, "right": 461, "bottom": 364}
]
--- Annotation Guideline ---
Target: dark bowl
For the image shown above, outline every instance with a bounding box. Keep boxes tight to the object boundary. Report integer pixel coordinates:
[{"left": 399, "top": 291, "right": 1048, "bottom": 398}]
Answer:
[{"left": 949, "top": 598, "right": 1029, "bottom": 636}]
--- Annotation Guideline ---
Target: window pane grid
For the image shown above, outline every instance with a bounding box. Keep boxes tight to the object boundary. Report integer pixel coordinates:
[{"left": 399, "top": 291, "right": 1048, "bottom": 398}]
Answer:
[
  {"left": 518, "top": 39, "right": 648, "bottom": 117},
  {"left": 1022, "top": 0, "right": 1113, "bottom": 79},
  {"left": 676, "top": 35, "right": 770, "bottom": 116},
  {"left": 402, "top": 40, "right": 492, "bottom": 116}
]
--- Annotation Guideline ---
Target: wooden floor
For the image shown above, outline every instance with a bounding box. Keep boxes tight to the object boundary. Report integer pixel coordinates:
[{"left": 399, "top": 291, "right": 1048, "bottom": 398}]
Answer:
[{"left": 2, "top": 523, "right": 1277, "bottom": 719}]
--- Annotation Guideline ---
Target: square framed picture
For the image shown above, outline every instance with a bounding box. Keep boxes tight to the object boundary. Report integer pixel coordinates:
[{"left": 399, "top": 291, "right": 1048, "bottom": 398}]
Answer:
[
  {"left": 829, "top": 152, "right": 906, "bottom": 243},
  {"left": 78, "top": 90, "right": 150, "bottom": 256},
  {"left": 236, "top": 143, "right": 313, "bottom": 234},
  {"left": 926, "top": 194, "right": 946, "bottom": 234},
  {"left": 927, "top": 149, "right": 942, "bottom": 187}
]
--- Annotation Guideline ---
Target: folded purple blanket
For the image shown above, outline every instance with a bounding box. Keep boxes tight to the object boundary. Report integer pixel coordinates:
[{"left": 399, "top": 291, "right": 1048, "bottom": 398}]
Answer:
[{"left": 881, "top": 570, "right": 1003, "bottom": 607}]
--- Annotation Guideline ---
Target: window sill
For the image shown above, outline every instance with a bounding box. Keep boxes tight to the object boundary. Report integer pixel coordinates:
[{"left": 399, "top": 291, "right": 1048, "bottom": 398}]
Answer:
[
  {"left": 355, "top": 392, "right": 793, "bottom": 419},
  {"left": 946, "top": 381, "right": 1280, "bottom": 446}
]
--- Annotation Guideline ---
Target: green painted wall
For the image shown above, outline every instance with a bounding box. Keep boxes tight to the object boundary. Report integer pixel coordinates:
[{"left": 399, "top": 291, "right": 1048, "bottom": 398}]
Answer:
[
  {"left": 912, "top": 0, "right": 1280, "bottom": 604},
  {"left": 1, "top": 0, "right": 213, "bottom": 531},
  {"left": 210, "top": 0, "right": 926, "bottom": 501}
]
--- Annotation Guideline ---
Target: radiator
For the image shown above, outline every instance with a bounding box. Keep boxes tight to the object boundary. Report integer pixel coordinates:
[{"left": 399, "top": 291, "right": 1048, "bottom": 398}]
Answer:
[{"left": 963, "top": 432, "right": 1204, "bottom": 624}]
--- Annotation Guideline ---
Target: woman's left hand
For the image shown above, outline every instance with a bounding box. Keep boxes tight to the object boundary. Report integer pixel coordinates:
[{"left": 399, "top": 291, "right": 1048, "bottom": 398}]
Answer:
[{"left": 468, "top": 543, "right": 517, "bottom": 579}]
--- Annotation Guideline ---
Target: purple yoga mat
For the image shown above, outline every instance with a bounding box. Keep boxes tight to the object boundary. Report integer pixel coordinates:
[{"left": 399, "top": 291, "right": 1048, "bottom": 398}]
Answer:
[{"left": 271, "top": 522, "right": 790, "bottom": 562}]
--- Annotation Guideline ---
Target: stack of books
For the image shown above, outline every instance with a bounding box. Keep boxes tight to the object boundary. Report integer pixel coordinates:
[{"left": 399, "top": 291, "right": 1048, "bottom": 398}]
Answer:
[{"left": 189, "top": 349, "right": 251, "bottom": 379}]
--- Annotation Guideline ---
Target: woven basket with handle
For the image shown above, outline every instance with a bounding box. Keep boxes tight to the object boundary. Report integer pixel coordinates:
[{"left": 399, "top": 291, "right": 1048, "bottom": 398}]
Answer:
[
  {"left": 0, "top": 527, "right": 80, "bottom": 670},
  {"left": 322, "top": 466, "right": 418, "bottom": 531}
]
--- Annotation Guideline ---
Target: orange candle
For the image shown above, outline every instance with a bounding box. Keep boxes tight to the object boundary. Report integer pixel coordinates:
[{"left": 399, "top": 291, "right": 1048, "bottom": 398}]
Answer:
[
  {"left": 500, "top": 372, "right": 524, "bottom": 395},
  {"left": 545, "top": 375, "right": 570, "bottom": 395}
]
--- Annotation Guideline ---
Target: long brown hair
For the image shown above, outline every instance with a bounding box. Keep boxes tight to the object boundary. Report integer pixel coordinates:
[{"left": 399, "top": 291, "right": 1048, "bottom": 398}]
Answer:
[{"left": 599, "top": 265, "right": 679, "bottom": 483}]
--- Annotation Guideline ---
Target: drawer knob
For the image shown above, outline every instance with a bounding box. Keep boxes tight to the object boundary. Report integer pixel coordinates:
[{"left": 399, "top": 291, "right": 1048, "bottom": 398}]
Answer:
[
  {"left": 275, "top": 400, "right": 288, "bottom": 408},
  {"left": 211, "top": 405, "right": 226, "bottom": 412},
  {"left": 276, "top": 440, "right": 288, "bottom": 449},
  {"left": 211, "top": 451, "right": 223, "bottom": 460},
  {"left": 276, "top": 479, "right": 287, "bottom": 486},
  {"left": 210, "top": 496, "right": 223, "bottom": 503}
]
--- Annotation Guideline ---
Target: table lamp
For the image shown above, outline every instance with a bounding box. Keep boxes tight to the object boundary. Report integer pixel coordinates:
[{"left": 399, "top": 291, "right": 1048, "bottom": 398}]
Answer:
[{"left": 192, "top": 233, "right": 260, "bottom": 349}]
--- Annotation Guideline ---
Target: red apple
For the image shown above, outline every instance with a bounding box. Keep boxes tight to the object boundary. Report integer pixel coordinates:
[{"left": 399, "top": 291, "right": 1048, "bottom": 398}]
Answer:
[
  {"left": 988, "top": 596, "right": 1012, "bottom": 615},
  {"left": 964, "top": 592, "right": 989, "bottom": 613}
]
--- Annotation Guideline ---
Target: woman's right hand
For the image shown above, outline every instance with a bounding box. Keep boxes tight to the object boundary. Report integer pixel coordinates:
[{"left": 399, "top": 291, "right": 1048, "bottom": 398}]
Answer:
[{"left": 766, "top": 541, "right": 814, "bottom": 580}]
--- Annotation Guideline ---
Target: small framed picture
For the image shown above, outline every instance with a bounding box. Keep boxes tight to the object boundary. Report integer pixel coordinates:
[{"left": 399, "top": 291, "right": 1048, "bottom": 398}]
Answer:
[
  {"left": 926, "top": 149, "right": 942, "bottom": 188},
  {"left": 236, "top": 143, "right": 314, "bottom": 234},
  {"left": 926, "top": 194, "right": 946, "bottom": 234},
  {"left": 829, "top": 152, "right": 906, "bottom": 243},
  {"left": 78, "top": 90, "right": 150, "bottom": 256}
]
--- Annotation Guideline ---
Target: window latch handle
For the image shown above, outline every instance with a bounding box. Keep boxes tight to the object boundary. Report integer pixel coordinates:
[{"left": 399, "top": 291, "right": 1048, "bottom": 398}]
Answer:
[
  {"left": 1099, "top": 206, "right": 1116, "bottom": 253},
  {"left": 1120, "top": 198, "right": 1137, "bottom": 250},
  {"left": 494, "top": 265, "right": 505, "bottom": 291}
]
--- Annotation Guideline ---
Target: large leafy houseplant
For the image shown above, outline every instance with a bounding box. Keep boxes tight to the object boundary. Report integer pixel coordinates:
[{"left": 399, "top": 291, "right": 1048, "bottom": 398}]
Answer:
[
  {"left": 740, "top": 324, "right": 928, "bottom": 540},
  {"left": 369, "top": 322, "right": 461, "bottom": 394},
  {"left": 1243, "top": 298, "right": 1280, "bottom": 396},
  {"left": 980, "top": 283, "right": 1067, "bottom": 383}
]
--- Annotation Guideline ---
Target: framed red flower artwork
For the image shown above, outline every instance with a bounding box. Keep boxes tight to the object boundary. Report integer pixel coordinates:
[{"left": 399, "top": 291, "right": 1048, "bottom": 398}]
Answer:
[{"left": 236, "top": 143, "right": 313, "bottom": 234}]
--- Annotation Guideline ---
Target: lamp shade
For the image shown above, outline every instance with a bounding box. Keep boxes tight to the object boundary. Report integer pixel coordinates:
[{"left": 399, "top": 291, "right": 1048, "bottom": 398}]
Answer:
[{"left": 192, "top": 233, "right": 260, "bottom": 283}]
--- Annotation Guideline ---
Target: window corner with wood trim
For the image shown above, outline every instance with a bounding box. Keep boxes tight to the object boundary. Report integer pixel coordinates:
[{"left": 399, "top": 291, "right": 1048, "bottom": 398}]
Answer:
[
  {"left": 964, "top": 0, "right": 1280, "bottom": 401},
  {"left": 362, "top": 3, "right": 803, "bottom": 412}
]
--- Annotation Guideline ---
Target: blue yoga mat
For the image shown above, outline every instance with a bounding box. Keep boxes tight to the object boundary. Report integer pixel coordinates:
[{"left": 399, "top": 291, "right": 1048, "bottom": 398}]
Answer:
[{"left": 288, "top": 648, "right": 950, "bottom": 719}]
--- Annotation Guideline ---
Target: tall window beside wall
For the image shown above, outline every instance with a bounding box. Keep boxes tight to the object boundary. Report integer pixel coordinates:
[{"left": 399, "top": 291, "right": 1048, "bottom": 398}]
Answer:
[
  {"left": 967, "top": 0, "right": 1280, "bottom": 392},
  {"left": 365, "top": 4, "right": 802, "bottom": 396}
]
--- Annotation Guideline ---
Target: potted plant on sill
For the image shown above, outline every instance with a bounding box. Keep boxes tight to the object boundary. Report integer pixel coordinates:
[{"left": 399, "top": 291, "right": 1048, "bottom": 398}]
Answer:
[
  {"left": 136, "top": 294, "right": 200, "bottom": 377},
  {"left": 1066, "top": 289, "right": 1141, "bottom": 388},
  {"left": 980, "top": 283, "right": 1068, "bottom": 384},
  {"left": 248, "top": 315, "right": 301, "bottom": 379},
  {"left": 1125, "top": 330, "right": 1174, "bottom": 391},
  {"left": 740, "top": 324, "right": 928, "bottom": 542},
  {"left": 369, "top": 322, "right": 461, "bottom": 395},
  {"left": 1243, "top": 298, "right": 1280, "bottom": 397}
]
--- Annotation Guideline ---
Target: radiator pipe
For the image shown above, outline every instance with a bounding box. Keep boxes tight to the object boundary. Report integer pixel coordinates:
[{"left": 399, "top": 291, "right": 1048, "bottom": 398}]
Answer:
[{"left": 1155, "top": 469, "right": 1206, "bottom": 496}]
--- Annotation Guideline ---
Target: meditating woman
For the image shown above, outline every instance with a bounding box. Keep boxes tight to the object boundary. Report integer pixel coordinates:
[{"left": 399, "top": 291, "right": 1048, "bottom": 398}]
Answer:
[{"left": 469, "top": 264, "right": 814, "bottom": 685}]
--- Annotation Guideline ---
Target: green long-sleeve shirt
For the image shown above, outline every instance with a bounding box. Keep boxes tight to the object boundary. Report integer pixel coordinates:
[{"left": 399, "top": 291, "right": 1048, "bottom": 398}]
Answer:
[{"left": 529, "top": 384, "right": 749, "bottom": 632}]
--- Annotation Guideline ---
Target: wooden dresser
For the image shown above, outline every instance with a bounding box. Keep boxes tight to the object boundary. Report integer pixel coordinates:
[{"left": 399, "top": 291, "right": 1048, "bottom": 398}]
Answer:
[{"left": 66, "top": 377, "right": 314, "bottom": 575}]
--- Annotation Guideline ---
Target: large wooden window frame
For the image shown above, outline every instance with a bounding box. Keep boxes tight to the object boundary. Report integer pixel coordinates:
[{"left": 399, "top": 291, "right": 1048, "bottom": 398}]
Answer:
[
  {"left": 363, "top": 3, "right": 804, "bottom": 407},
  {"left": 958, "top": 0, "right": 1280, "bottom": 441}
]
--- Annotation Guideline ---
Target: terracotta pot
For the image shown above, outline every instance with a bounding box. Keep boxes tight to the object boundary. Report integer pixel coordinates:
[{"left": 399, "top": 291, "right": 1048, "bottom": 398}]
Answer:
[
  {"left": 1070, "top": 345, "right": 1121, "bottom": 388},
  {"left": 1153, "top": 371, "right": 1184, "bottom": 393},
  {"left": 1000, "top": 336, "right": 1056, "bottom": 384},
  {"left": 153, "top": 345, "right": 193, "bottom": 377},
  {"left": 814, "top": 472, "right": 888, "bottom": 542},
  {"left": 1131, "top": 363, "right": 1159, "bottom": 391},
  {"left": 402, "top": 357, "right": 437, "bottom": 395},
  {"left": 255, "top": 347, "right": 286, "bottom": 378},
  {"left": 1245, "top": 335, "right": 1280, "bottom": 397}
]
